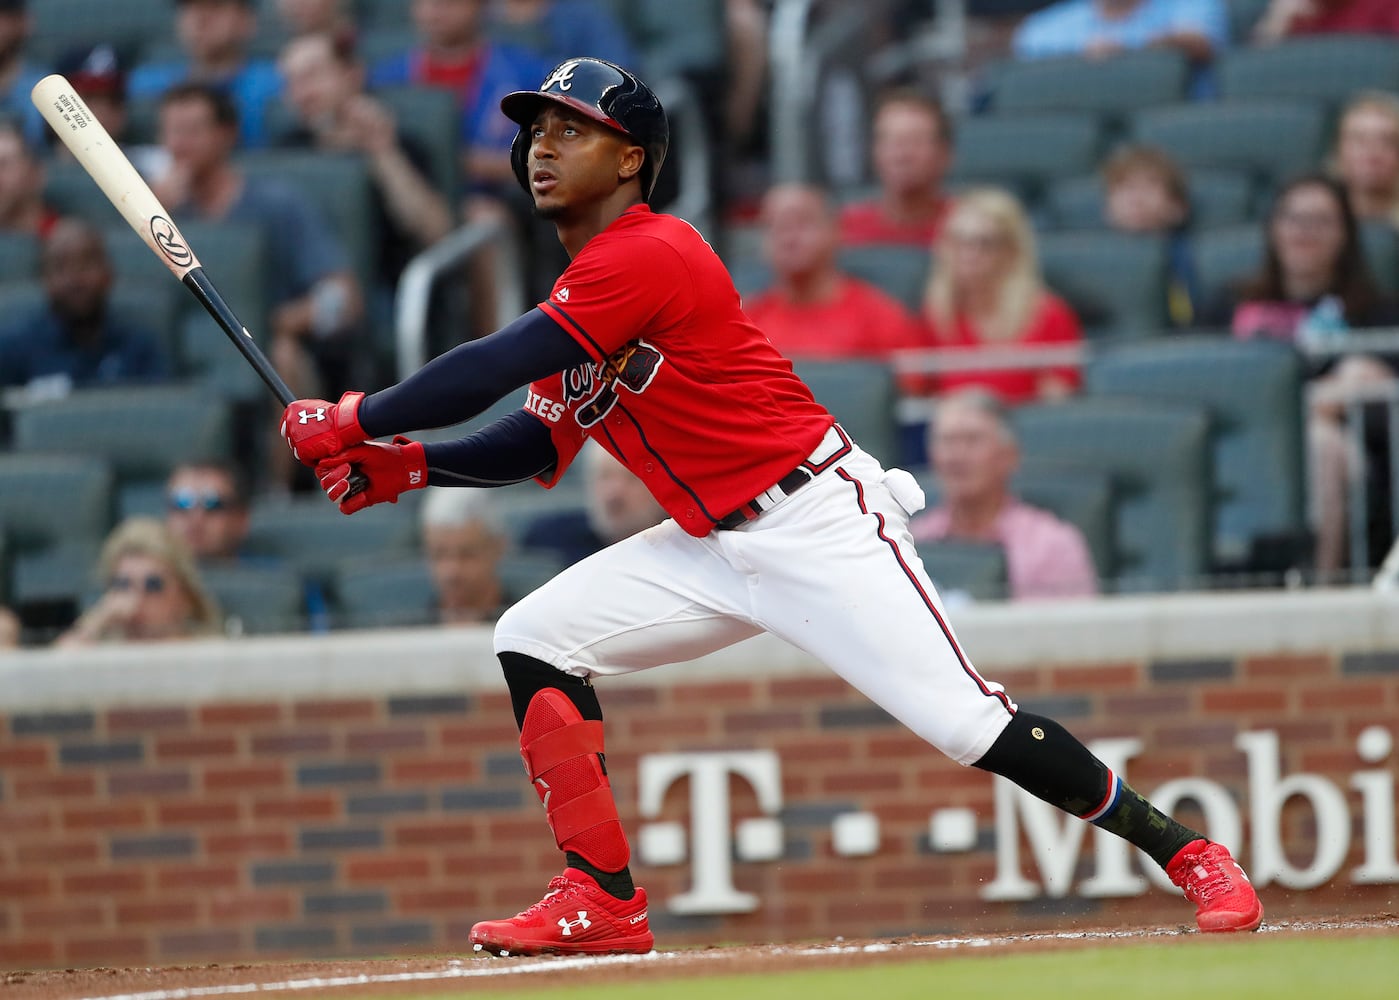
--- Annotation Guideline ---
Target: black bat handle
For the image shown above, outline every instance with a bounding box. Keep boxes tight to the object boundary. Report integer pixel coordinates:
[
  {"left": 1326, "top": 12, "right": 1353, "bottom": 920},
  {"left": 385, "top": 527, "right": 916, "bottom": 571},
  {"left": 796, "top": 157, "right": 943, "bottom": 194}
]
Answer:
[{"left": 182, "top": 267, "right": 369, "bottom": 497}]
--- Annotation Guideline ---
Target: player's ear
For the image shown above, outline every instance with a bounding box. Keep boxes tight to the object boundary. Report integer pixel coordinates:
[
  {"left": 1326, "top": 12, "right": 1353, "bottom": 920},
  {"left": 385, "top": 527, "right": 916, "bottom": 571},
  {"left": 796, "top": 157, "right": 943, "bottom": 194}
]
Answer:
[{"left": 617, "top": 143, "right": 645, "bottom": 187}]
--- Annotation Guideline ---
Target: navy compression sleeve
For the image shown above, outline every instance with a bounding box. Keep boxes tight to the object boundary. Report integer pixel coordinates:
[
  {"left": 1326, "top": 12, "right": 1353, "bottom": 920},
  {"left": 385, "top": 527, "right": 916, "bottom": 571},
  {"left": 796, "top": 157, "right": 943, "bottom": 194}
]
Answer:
[
  {"left": 423, "top": 410, "right": 558, "bottom": 488},
  {"left": 356, "top": 308, "right": 591, "bottom": 439}
]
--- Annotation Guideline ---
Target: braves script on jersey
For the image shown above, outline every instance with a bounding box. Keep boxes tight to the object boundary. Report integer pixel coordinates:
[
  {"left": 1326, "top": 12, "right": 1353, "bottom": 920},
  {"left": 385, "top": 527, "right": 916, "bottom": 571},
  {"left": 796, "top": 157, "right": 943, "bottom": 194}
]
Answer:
[{"left": 524, "top": 204, "right": 834, "bottom": 535}]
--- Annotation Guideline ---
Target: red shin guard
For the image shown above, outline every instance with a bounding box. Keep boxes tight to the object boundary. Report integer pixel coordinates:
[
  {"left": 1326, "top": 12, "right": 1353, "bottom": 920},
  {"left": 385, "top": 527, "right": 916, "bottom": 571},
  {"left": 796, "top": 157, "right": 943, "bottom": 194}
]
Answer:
[{"left": 519, "top": 689, "right": 630, "bottom": 872}]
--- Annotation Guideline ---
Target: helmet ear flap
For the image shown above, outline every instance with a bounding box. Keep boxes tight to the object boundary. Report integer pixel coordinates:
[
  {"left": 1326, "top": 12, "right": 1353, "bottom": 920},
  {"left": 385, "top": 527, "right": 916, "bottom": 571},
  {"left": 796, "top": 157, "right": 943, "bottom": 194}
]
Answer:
[{"left": 510, "top": 127, "right": 532, "bottom": 196}]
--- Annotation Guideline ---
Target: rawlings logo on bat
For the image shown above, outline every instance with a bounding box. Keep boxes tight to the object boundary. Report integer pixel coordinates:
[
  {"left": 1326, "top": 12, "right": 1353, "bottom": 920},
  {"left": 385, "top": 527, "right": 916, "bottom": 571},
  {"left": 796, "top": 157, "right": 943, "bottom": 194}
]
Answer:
[{"left": 150, "top": 215, "right": 192, "bottom": 267}]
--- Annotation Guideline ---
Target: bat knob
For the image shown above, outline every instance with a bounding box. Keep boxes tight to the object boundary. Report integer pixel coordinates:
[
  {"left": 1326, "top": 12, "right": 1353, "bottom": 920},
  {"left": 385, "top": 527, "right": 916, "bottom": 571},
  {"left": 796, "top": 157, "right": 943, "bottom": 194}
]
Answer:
[{"left": 344, "top": 470, "right": 370, "bottom": 498}]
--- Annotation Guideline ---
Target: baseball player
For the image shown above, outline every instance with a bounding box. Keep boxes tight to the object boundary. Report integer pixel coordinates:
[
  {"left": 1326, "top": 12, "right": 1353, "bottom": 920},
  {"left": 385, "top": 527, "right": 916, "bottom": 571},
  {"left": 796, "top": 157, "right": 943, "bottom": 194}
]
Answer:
[{"left": 280, "top": 57, "right": 1263, "bottom": 955}]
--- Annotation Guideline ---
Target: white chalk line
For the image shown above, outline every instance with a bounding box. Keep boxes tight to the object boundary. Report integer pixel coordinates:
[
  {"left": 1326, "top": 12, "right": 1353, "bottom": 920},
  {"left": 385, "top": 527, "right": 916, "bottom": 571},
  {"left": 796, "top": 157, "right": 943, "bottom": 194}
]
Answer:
[{"left": 74, "top": 917, "right": 1394, "bottom": 1000}]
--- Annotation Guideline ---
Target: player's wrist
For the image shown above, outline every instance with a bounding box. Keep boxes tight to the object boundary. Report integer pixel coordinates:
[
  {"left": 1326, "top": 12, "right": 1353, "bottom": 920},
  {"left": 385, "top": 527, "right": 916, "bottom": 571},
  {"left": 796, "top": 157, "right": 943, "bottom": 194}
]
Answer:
[
  {"left": 335, "top": 391, "right": 369, "bottom": 448},
  {"left": 391, "top": 435, "right": 428, "bottom": 492}
]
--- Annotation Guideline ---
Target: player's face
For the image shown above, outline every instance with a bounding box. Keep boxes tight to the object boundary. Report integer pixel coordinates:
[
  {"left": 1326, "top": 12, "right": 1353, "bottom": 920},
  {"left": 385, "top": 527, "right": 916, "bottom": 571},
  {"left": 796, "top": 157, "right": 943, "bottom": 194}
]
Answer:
[
  {"left": 871, "top": 102, "right": 949, "bottom": 199},
  {"left": 1337, "top": 106, "right": 1399, "bottom": 196},
  {"left": 527, "top": 107, "right": 643, "bottom": 218},
  {"left": 931, "top": 404, "right": 1017, "bottom": 504}
]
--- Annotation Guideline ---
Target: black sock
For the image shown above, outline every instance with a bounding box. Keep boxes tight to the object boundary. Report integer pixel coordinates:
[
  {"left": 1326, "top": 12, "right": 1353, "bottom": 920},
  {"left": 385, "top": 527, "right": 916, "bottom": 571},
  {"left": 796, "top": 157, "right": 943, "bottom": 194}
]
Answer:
[
  {"left": 974, "top": 712, "right": 1200, "bottom": 868},
  {"left": 565, "top": 852, "right": 636, "bottom": 900}
]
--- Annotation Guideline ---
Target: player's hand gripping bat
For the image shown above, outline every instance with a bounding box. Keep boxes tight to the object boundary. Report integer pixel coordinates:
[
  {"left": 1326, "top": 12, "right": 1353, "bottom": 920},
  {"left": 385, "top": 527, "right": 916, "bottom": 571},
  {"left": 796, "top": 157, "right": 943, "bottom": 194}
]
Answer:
[{"left": 31, "top": 75, "right": 367, "bottom": 496}]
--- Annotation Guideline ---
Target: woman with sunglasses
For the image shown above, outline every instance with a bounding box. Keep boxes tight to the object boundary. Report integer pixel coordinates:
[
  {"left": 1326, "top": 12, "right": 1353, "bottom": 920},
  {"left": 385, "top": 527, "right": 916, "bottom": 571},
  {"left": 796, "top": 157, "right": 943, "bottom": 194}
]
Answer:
[{"left": 57, "top": 518, "right": 223, "bottom": 646}]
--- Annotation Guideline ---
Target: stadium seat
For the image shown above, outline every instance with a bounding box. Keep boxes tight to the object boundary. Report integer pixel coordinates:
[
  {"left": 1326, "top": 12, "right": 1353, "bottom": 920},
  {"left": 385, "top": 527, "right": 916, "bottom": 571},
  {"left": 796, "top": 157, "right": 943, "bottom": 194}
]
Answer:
[
  {"left": 0, "top": 281, "right": 182, "bottom": 375},
  {"left": 45, "top": 160, "right": 126, "bottom": 227},
  {"left": 1013, "top": 461, "right": 1117, "bottom": 583},
  {"left": 1086, "top": 337, "right": 1306, "bottom": 570},
  {"left": 0, "top": 232, "right": 38, "bottom": 284},
  {"left": 1130, "top": 101, "right": 1326, "bottom": 191},
  {"left": 201, "top": 563, "right": 307, "bottom": 636},
  {"left": 1360, "top": 221, "right": 1399, "bottom": 298},
  {"left": 1191, "top": 224, "right": 1262, "bottom": 310},
  {"left": 374, "top": 86, "right": 462, "bottom": 197},
  {"left": 915, "top": 539, "right": 1008, "bottom": 602},
  {"left": 1038, "top": 230, "right": 1170, "bottom": 333},
  {"left": 244, "top": 495, "right": 418, "bottom": 587},
  {"left": 1225, "top": 0, "right": 1272, "bottom": 41},
  {"left": 0, "top": 453, "right": 114, "bottom": 555},
  {"left": 26, "top": 0, "right": 175, "bottom": 65},
  {"left": 948, "top": 112, "right": 1102, "bottom": 201},
  {"left": 1010, "top": 398, "right": 1213, "bottom": 592},
  {"left": 1219, "top": 36, "right": 1399, "bottom": 107},
  {"left": 728, "top": 255, "right": 774, "bottom": 302},
  {"left": 333, "top": 557, "right": 437, "bottom": 629},
  {"left": 500, "top": 550, "right": 568, "bottom": 604},
  {"left": 10, "top": 386, "right": 233, "bottom": 484},
  {"left": 613, "top": 0, "right": 727, "bottom": 80},
  {"left": 984, "top": 49, "right": 1189, "bottom": 127},
  {"left": 790, "top": 359, "right": 898, "bottom": 467},
  {"left": 835, "top": 244, "right": 931, "bottom": 313},
  {"left": 1042, "top": 168, "right": 1254, "bottom": 231},
  {"left": 362, "top": 0, "right": 414, "bottom": 27}
]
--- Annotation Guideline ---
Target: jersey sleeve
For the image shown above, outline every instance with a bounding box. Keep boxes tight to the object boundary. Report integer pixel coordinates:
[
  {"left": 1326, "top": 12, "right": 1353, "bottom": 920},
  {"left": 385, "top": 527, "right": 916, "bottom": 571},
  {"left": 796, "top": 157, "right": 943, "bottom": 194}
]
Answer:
[
  {"left": 537, "top": 235, "right": 695, "bottom": 361},
  {"left": 526, "top": 372, "right": 588, "bottom": 489}
]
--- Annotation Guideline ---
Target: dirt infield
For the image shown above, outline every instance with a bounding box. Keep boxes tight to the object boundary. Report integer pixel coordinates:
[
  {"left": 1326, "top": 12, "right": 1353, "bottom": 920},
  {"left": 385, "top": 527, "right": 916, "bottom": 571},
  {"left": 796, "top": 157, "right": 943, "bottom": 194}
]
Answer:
[{"left": 4, "top": 914, "right": 1396, "bottom": 1000}]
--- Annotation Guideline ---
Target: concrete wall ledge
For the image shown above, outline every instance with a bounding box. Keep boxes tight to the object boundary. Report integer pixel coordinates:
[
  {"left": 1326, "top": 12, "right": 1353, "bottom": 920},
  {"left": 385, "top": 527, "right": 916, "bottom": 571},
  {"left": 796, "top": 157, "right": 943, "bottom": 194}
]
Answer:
[{"left": 4, "top": 586, "right": 1397, "bottom": 711}]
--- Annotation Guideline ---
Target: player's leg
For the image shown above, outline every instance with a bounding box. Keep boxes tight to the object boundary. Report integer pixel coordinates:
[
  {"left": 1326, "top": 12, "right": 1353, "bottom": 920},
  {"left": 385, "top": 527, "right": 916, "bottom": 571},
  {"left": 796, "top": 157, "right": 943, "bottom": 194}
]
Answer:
[
  {"left": 471, "top": 521, "right": 760, "bottom": 955},
  {"left": 742, "top": 451, "right": 1262, "bottom": 932}
]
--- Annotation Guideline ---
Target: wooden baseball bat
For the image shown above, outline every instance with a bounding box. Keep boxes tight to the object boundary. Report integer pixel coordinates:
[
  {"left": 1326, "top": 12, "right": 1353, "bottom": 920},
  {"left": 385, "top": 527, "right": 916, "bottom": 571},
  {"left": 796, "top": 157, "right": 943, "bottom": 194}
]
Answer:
[{"left": 31, "top": 74, "right": 367, "bottom": 494}]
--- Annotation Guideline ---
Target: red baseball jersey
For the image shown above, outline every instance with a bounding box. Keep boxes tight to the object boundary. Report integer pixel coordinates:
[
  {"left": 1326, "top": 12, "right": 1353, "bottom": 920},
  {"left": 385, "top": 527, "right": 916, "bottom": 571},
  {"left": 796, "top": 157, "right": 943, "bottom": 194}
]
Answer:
[{"left": 527, "top": 205, "right": 834, "bottom": 536}]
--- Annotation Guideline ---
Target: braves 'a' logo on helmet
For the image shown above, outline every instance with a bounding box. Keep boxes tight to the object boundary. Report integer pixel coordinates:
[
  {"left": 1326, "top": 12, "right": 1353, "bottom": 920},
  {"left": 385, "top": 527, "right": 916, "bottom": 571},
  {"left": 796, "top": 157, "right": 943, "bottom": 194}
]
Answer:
[
  {"left": 563, "top": 339, "right": 664, "bottom": 428},
  {"left": 541, "top": 60, "right": 581, "bottom": 93}
]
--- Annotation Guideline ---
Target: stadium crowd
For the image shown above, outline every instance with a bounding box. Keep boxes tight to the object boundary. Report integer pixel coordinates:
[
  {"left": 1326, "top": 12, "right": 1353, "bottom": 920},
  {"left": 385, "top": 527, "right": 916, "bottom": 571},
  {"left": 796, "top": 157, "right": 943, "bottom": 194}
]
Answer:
[{"left": 2, "top": 0, "right": 1399, "bottom": 644}]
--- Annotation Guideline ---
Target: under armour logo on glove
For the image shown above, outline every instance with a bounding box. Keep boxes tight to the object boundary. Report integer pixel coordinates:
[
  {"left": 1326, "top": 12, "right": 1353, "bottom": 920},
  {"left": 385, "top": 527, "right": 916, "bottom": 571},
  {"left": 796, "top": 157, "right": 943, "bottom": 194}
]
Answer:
[
  {"left": 557, "top": 912, "right": 591, "bottom": 936},
  {"left": 298, "top": 407, "right": 328, "bottom": 424}
]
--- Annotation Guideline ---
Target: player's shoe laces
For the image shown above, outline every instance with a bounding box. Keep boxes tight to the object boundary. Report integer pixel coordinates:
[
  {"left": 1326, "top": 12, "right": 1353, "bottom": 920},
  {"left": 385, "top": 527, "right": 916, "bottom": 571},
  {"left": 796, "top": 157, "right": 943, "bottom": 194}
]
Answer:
[
  {"left": 469, "top": 868, "right": 653, "bottom": 956},
  {"left": 1166, "top": 839, "right": 1264, "bottom": 933}
]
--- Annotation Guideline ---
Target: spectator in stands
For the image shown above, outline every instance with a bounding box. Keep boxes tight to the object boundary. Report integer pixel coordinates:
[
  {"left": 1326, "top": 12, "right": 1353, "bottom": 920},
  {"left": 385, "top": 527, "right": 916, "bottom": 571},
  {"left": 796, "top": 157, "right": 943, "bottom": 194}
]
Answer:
[
  {"left": 1332, "top": 92, "right": 1399, "bottom": 233},
  {"left": 163, "top": 460, "right": 254, "bottom": 564},
  {"left": 522, "top": 442, "right": 667, "bottom": 567},
  {"left": 840, "top": 89, "right": 955, "bottom": 248},
  {"left": 154, "top": 84, "right": 363, "bottom": 397},
  {"left": 0, "top": 122, "right": 56, "bottom": 239},
  {"left": 1101, "top": 144, "right": 1201, "bottom": 327},
  {"left": 50, "top": 45, "right": 167, "bottom": 180},
  {"left": 911, "top": 389, "right": 1098, "bottom": 600},
  {"left": 920, "top": 187, "right": 1084, "bottom": 404},
  {"left": 0, "top": 218, "right": 169, "bottom": 397},
  {"left": 0, "top": 1, "right": 47, "bottom": 149},
  {"left": 421, "top": 486, "right": 509, "bottom": 625},
  {"left": 56, "top": 517, "right": 223, "bottom": 646},
  {"left": 368, "top": 0, "right": 548, "bottom": 195},
  {"left": 1203, "top": 174, "right": 1399, "bottom": 576},
  {"left": 744, "top": 183, "right": 926, "bottom": 360},
  {"left": 1012, "top": 0, "right": 1230, "bottom": 98},
  {"left": 1252, "top": 0, "right": 1399, "bottom": 42},
  {"left": 0, "top": 605, "right": 19, "bottom": 648},
  {"left": 128, "top": 0, "right": 283, "bottom": 148},
  {"left": 490, "top": 0, "right": 638, "bottom": 69},
  {"left": 276, "top": 32, "right": 453, "bottom": 292},
  {"left": 274, "top": 0, "right": 354, "bottom": 36}
]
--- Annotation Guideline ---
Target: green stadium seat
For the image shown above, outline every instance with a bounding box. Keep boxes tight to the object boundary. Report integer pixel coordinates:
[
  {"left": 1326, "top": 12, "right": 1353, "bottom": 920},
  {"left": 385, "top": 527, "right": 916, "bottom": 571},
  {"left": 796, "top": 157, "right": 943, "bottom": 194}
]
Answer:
[
  {"left": 1360, "top": 221, "right": 1399, "bottom": 298},
  {"left": 244, "top": 495, "right": 418, "bottom": 586},
  {"left": 790, "top": 359, "right": 898, "bottom": 467},
  {"left": 1130, "top": 101, "right": 1326, "bottom": 190},
  {"left": 201, "top": 563, "right": 307, "bottom": 636},
  {"left": 0, "top": 453, "right": 114, "bottom": 554},
  {"left": 949, "top": 112, "right": 1102, "bottom": 201},
  {"left": 11, "top": 541, "right": 100, "bottom": 613},
  {"left": 985, "top": 50, "right": 1189, "bottom": 126},
  {"left": 915, "top": 539, "right": 1009, "bottom": 602},
  {"left": 615, "top": 0, "right": 727, "bottom": 80},
  {"left": 0, "top": 232, "right": 38, "bottom": 284},
  {"left": 10, "top": 386, "right": 233, "bottom": 484},
  {"left": 1038, "top": 230, "right": 1170, "bottom": 333},
  {"left": 374, "top": 85, "right": 462, "bottom": 197},
  {"left": 499, "top": 550, "right": 568, "bottom": 604},
  {"left": 1191, "top": 224, "right": 1262, "bottom": 310},
  {"left": 27, "top": 0, "right": 175, "bottom": 65},
  {"left": 334, "top": 557, "right": 437, "bottom": 629},
  {"left": 836, "top": 244, "right": 931, "bottom": 313},
  {"left": 1011, "top": 398, "right": 1213, "bottom": 591},
  {"left": 1086, "top": 337, "right": 1307, "bottom": 570},
  {"left": 1219, "top": 36, "right": 1399, "bottom": 107},
  {"left": 45, "top": 160, "right": 126, "bottom": 227},
  {"left": 1225, "top": 0, "right": 1272, "bottom": 41}
]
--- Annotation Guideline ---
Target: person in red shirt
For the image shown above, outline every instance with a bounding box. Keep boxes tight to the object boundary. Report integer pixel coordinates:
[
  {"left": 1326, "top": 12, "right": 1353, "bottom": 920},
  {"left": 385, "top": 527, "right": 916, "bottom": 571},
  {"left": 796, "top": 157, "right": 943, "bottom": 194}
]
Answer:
[
  {"left": 744, "top": 182, "right": 926, "bottom": 359},
  {"left": 839, "top": 88, "right": 955, "bottom": 247},
  {"left": 1253, "top": 0, "right": 1399, "bottom": 41},
  {"left": 920, "top": 187, "right": 1084, "bottom": 403},
  {"left": 280, "top": 57, "right": 1262, "bottom": 956}
]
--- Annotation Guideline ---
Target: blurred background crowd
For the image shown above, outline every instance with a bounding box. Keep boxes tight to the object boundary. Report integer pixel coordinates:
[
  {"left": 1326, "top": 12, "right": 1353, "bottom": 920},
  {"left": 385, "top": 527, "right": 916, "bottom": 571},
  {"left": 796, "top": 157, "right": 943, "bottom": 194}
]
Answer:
[{"left": 2, "top": 0, "right": 1399, "bottom": 646}]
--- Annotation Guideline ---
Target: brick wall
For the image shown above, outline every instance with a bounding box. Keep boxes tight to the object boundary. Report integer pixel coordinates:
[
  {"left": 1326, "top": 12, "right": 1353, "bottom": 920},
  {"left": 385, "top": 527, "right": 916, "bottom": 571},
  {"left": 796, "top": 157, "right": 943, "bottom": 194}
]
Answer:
[{"left": 2, "top": 638, "right": 1396, "bottom": 970}]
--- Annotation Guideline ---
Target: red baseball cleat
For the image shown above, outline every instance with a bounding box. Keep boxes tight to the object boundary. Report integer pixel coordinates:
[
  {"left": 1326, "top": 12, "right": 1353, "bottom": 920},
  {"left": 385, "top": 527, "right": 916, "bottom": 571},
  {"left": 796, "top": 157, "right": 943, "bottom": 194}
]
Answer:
[
  {"left": 469, "top": 868, "right": 654, "bottom": 956},
  {"left": 1166, "top": 839, "right": 1264, "bottom": 933}
]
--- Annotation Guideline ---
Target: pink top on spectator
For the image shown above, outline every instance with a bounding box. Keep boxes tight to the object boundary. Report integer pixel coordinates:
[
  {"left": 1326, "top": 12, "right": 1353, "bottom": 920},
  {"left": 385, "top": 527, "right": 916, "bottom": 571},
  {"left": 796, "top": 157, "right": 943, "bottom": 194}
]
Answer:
[{"left": 911, "top": 499, "right": 1099, "bottom": 600}]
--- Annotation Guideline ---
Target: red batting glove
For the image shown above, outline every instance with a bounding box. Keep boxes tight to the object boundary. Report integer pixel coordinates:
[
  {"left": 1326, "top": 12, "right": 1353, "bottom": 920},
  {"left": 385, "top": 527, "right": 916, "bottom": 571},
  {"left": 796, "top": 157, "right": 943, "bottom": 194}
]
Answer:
[
  {"left": 280, "top": 391, "right": 368, "bottom": 466},
  {"left": 316, "top": 436, "right": 428, "bottom": 514}
]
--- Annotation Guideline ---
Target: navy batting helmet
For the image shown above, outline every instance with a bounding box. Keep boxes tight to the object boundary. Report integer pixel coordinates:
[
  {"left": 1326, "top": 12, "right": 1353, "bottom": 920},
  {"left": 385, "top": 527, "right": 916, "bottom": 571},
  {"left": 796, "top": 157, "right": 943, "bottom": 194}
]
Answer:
[{"left": 500, "top": 57, "right": 669, "bottom": 202}]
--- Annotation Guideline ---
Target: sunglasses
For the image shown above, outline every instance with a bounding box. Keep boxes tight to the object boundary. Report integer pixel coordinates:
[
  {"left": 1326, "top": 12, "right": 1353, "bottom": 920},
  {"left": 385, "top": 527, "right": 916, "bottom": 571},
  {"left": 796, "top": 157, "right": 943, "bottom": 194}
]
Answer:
[
  {"left": 110, "top": 574, "right": 167, "bottom": 594},
  {"left": 167, "top": 489, "right": 231, "bottom": 512}
]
